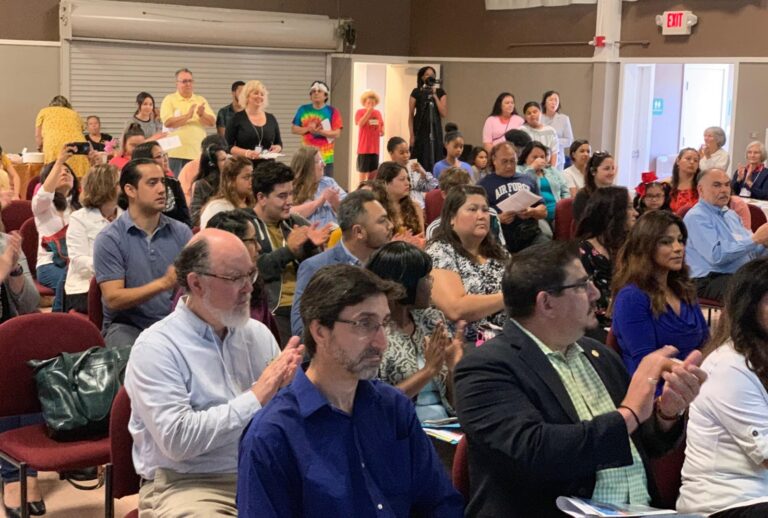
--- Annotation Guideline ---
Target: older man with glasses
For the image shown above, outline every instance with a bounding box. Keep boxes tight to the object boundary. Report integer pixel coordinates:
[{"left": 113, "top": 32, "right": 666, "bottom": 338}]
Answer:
[{"left": 160, "top": 68, "right": 216, "bottom": 177}]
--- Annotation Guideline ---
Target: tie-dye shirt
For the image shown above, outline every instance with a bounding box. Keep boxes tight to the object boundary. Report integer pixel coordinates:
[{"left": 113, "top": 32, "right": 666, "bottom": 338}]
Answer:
[{"left": 292, "top": 103, "right": 343, "bottom": 164}]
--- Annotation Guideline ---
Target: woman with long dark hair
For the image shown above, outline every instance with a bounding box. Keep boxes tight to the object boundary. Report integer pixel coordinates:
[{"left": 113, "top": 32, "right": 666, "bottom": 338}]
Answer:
[
  {"left": 669, "top": 147, "right": 700, "bottom": 212},
  {"left": 408, "top": 66, "right": 447, "bottom": 172},
  {"left": 199, "top": 156, "right": 255, "bottom": 228},
  {"left": 575, "top": 186, "right": 637, "bottom": 335},
  {"left": 572, "top": 150, "right": 617, "bottom": 222},
  {"left": 188, "top": 138, "right": 228, "bottom": 224},
  {"left": 677, "top": 257, "right": 768, "bottom": 517},
  {"left": 611, "top": 210, "right": 707, "bottom": 376},
  {"left": 125, "top": 91, "right": 165, "bottom": 140},
  {"left": 481, "top": 92, "right": 524, "bottom": 152},
  {"left": 377, "top": 161, "right": 424, "bottom": 239}
]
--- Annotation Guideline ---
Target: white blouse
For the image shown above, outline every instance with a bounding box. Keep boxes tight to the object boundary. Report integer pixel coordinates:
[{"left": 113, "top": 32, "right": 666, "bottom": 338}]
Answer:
[
  {"left": 64, "top": 206, "right": 123, "bottom": 295},
  {"left": 199, "top": 198, "right": 236, "bottom": 229},
  {"left": 677, "top": 341, "right": 768, "bottom": 515},
  {"left": 31, "top": 189, "right": 72, "bottom": 268}
]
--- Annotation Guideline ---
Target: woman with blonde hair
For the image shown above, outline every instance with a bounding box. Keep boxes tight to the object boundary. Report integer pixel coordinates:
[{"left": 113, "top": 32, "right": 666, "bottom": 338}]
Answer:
[
  {"left": 290, "top": 146, "right": 346, "bottom": 227},
  {"left": 226, "top": 80, "right": 282, "bottom": 160},
  {"left": 355, "top": 89, "right": 384, "bottom": 182},
  {"left": 64, "top": 163, "right": 122, "bottom": 312},
  {"left": 199, "top": 155, "right": 255, "bottom": 228}
]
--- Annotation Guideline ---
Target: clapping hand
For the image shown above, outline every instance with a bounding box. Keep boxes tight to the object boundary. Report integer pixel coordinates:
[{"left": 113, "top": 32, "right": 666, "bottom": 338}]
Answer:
[
  {"left": 306, "top": 222, "right": 333, "bottom": 247},
  {"left": 0, "top": 231, "right": 21, "bottom": 281},
  {"left": 196, "top": 103, "right": 207, "bottom": 117},
  {"left": 250, "top": 337, "right": 305, "bottom": 405},
  {"left": 656, "top": 349, "right": 707, "bottom": 419}
]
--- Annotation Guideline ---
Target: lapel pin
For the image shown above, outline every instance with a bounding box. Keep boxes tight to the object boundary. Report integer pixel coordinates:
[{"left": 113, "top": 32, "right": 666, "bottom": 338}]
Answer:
[{"left": 591, "top": 350, "right": 600, "bottom": 358}]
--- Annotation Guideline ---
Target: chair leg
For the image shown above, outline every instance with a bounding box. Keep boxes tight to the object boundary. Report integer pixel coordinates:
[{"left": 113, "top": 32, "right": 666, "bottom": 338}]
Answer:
[
  {"left": 104, "top": 463, "right": 113, "bottom": 518},
  {"left": 20, "top": 462, "right": 28, "bottom": 518}
]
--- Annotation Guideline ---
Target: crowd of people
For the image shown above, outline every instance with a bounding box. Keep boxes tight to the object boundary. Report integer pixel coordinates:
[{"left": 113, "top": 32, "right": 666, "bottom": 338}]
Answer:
[{"left": 1, "top": 64, "right": 768, "bottom": 518}]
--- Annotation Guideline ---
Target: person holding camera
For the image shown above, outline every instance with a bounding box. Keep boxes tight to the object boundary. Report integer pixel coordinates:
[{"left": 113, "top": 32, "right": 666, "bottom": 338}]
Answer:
[{"left": 409, "top": 66, "right": 447, "bottom": 174}]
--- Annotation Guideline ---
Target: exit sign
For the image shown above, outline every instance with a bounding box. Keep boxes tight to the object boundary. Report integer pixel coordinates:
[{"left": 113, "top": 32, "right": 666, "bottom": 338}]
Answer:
[{"left": 657, "top": 10, "right": 697, "bottom": 36}]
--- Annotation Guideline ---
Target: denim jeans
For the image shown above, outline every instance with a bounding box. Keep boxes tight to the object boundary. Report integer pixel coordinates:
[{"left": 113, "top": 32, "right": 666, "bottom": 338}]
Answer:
[
  {"left": 0, "top": 414, "right": 44, "bottom": 482},
  {"left": 36, "top": 262, "right": 66, "bottom": 312}
]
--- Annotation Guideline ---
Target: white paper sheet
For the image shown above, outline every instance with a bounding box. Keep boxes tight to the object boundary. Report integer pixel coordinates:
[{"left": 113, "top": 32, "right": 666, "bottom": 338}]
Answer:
[{"left": 496, "top": 189, "right": 542, "bottom": 213}]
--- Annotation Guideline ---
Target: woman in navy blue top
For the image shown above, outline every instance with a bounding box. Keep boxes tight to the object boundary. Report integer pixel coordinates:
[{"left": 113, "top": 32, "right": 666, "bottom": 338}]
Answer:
[{"left": 611, "top": 210, "right": 708, "bottom": 377}]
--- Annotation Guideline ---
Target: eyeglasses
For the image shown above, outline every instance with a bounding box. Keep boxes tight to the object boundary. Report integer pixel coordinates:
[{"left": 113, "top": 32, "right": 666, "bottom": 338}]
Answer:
[
  {"left": 546, "top": 275, "right": 594, "bottom": 294},
  {"left": 335, "top": 317, "right": 391, "bottom": 336},
  {"left": 200, "top": 268, "right": 258, "bottom": 287},
  {"left": 177, "top": 79, "right": 194, "bottom": 84}
]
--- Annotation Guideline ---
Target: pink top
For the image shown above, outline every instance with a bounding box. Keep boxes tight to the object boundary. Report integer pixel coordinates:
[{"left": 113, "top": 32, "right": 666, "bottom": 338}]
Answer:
[{"left": 482, "top": 115, "right": 524, "bottom": 146}]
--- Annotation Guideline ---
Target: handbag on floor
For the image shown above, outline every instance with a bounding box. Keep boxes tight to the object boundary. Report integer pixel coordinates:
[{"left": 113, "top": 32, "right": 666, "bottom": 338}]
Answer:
[{"left": 28, "top": 345, "right": 132, "bottom": 441}]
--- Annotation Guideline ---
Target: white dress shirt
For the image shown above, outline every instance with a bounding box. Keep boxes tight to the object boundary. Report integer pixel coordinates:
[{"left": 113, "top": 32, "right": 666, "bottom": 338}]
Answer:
[{"left": 64, "top": 206, "right": 122, "bottom": 295}]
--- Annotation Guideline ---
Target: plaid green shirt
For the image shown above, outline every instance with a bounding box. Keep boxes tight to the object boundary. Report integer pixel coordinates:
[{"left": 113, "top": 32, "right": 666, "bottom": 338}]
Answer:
[{"left": 512, "top": 320, "right": 650, "bottom": 506}]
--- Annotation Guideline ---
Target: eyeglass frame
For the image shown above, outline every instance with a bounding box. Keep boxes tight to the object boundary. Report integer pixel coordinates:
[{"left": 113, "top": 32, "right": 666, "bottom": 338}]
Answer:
[
  {"left": 335, "top": 316, "right": 391, "bottom": 336},
  {"left": 545, "top": 274, "right": 595, "bottom": 294},
  {"left": 199, "top": 268, "right": 258, "bottom": 287}
]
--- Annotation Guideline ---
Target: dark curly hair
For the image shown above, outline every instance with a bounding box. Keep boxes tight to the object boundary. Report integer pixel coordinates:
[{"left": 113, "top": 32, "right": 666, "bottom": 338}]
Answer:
[{"left": 575, "top": 186, "right": 632, "bottom": 259}]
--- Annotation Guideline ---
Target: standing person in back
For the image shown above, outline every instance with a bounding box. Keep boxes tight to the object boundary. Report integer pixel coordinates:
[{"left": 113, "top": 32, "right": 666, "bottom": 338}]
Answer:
[
  {"left": 355, "top": 90, "right": 384, "bottom": 182},
  {"left": 409, "top": 66, "right": 447, "bottom": 173},
  {"left": 482, "top": 92, "right": 524, "bottom": 152},
  {"left": 35, "top": 95, "right": 90, "bottom": 178},
  {"left": 160, "top": 68, "right": 216, "bottom": 176},
  {"left": 216, "top": 80, "right": 244, "bottom": 140},
  {"left": 291, "top": 81, "right": 343, "bottom": 178},
  {"left": 540, "top": 90, "right": 574, "bottom": 171}
]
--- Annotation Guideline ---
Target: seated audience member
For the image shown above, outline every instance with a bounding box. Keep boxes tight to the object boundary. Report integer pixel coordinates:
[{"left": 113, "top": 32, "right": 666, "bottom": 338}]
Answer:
[
  {"left": 369, "top": 241, "right": 465, "bottom": 421},
  {"left": 426, "top": 185, "right": 508, "bottom": 343},
  {"left": 0, "top": 145, "right": 21, "bottom": 204},
  {"left": 377, "top": 161, "right": 425, "bottom": 241},
  {"left": 290, "top": 146, "right": 346, "bottom": 228},
  {"left": 94, "top": 158, "right": 193, "bottom": 346},
  {"left": 109, "top": 123, "right": 145, "bottom": 171},
  {"left": 433, "top": 130, "right": 473, "bottom": 179},
  {"left": 563, "top": 139, "right": 590, "bottom": 196},
  {"left": 573, "top": 150, "right": 617, "bottom": 222},
  {"left": 677, "top": 257, "right": 768, "bottom": 517},
  {"left": 125, "top": 229, "right": 303, "bottom": 518},
  {"left": 504, "top": 127, "right": 533, "bottom": 156},
  {"left": 454, "top": 240, "right": 707, "bottom": 518},
  {"left": 64, "top": 164, "right": 122, "bottom": 313},
  {"left": 132, "top": 141, "right": 192, "bottom": 227},
  {"left": 199, "top": 156, "right": 254, "bottom": 228},
  {"left": 205, "top": 210, "right": 281, "bottom": 343},
  {"left": 84, "top": 115, "right": 113, "bottom": 152},
  {"left": 252, "top": 160, "right": 331, "bottom": 346},
  {"left": 425, "top": 166, "right": 472, "bottom": 226},
  {"left": 633, "top": 172, "right": 671, "bottom": 215},
  {"left": 237, "top": 264, "right": 464, "bottom": 517},
  {"left": 668, "top": 147, "right": 700, "bottom": 213},
  {"left": 387, "top": 136, "right": 438, "bottom": 208},
  {"left": 226, "top": 80, "right": 283, "bottom": 160},
  {"left": 33, "top": 146, "right": 82, "bottom": 312},
  {"left": 188, "top": 139, "right": 228, "bottom": 224},
  {"left": 684, "top": 168, "right": 768, "bottom": 302},
  {"left": 731, "top": 140, "right": 768, "bottom": 199},
  {"left": 482, "top": 92, "right": 524, "bottom": 152},
  {"left": 290, "top": 190, "right": 393, "bottom": 337},
  {"left": 698, "top": 125, "right": 730, "bottom": 174},
  {"left": 478, "top": 141, "right": 548, "bottom": 253},
  {"left": 611, "top": 210, "right": 708, "bottom": 377},
  {"left": 468, "top": 146, "right": 489, "bottom": 184},
  {"left": 576, "top": 186, "right": 637, "bottom": 337},
  {"left": 520, "top": 101, "right": 558, "bottom": 168},
  {"left": 519, "top": 141, "right": 570, "bottom": 224}
]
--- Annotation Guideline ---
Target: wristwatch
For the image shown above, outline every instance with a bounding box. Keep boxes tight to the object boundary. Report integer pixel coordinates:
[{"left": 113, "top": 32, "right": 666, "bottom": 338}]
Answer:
[{"left": 9, "top": 264, "right": 23, "bottom": 277}]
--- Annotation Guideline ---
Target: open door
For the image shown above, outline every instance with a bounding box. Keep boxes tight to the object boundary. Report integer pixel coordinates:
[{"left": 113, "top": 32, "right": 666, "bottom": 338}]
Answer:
[
  {"left": 616, "top": 64, "right": 655, "bottom": 187},
  {"left": 679, "top": 64, "right": 732, "bottom": 151}
]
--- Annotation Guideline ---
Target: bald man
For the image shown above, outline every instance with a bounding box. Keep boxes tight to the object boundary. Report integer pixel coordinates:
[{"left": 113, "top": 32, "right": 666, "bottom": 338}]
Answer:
[{"left": 124, "top": 229, "right": 304, "bottom": 518}]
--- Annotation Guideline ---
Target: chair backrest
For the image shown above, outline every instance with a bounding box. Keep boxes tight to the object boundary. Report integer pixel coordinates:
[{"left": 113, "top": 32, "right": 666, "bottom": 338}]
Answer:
[
  {"left": 748, "top": 203, "right": 767, "bottom": 232},
  {"left": 25, "top": 175, "right": 41, "bottom": 201},
  {"left": 649, "top": 443, "right": 686, "bottom": 509},
  {"left": 424, "top": 189, "right": 444, "bottom": 226},
  {"left": 19, "top": 217, "right": 39, "bottom": 276},
  {"left": 109, "top": 387, "right": 140, "bottom": 499},
  {"left": 451, "top": 436, "right": 470, "bottom": 502},
  {"left": 88, "top": 276, "right": 104, "bottom": 331},
  {"left": 1, "top": 199, "right": 33, "bottom": 233},
  {"left": 0, "top": 313, "right": 104, "bottom": 417},
  {"left": 554, "top": 198, "right": 574, "bottom": 240}
]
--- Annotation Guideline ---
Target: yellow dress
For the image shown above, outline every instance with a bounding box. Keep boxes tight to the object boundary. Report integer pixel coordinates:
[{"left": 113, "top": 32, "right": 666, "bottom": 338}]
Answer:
[{"left": 35, "top": 106, "right": 89, "bottom": 178}]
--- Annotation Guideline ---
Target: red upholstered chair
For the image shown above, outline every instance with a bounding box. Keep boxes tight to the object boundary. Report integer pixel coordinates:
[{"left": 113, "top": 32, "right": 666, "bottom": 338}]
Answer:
[
  {"left": 0, "top": 313, "right": 110, "bottom": 515},
  {"left": 1, "top": 199, "right": 33, "bottom": 233},
  {"left": 451, "top": 435, "right": 469, "bottom": 502},
  {"left": 554, "top": 198, "right": 574, "bottom": 240},
  {"left": 747, "top": 203, "right": 767, "bottom": 232},
  {"left": 104, "top": 387, "right": 140, "bottom": 518},
  {"left": 19, "top": 217, "right": 54, "bottom": 297},
  {"left": 649, "top": 443, "right": 686, "bottom": 510},
  {"left": 424, "top": 189, "right": 444, "bottom": 226},
  {"left": 25, "top": 176, "right": 41, "bottom": 201},
  {"left": 88, "top": 276, "right": 104, "bottom": 331}
]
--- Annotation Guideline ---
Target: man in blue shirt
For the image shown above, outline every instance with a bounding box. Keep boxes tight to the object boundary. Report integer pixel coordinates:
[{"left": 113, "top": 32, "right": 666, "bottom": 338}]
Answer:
[
  {"left": 238, "top": 264, "right": 464, "bottom": 517},
  {"left": 290, "top": 190, "right": 393, "bottom": 337},
  {"left": 94, "top": 159, "right": 192, "bottom": 347},
  {"left": 684, "top": 167, "right": 768, "bottom": 301},
  {"left": 125, "top": 229, "right": 303, "bottom": 517}
]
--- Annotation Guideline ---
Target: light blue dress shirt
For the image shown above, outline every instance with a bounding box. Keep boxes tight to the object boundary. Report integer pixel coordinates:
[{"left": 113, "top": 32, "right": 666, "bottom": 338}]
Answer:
[
  {"left": 683, "top": 199, "right": 765, "bottom": 278},
  {"left": 124, "top": 297, "right": 280, "bottom": 479}
]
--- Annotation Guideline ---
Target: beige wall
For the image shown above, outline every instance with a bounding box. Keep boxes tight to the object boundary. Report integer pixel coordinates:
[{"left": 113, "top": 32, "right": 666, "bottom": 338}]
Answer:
[
  {"left": 732, "top": 63, "right": 768, "bottom": 171},
  {"left": 331, "top": 56, "right": 353, "bottom": 190},
  {"left": 0, "top": 44, "right": 60, "bottom": 153}
]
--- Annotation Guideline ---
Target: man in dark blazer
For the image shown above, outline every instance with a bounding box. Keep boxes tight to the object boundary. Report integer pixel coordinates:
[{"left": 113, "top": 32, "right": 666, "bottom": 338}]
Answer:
[{"left": 454, "top": 241, "right": 707, "bottom": 518}]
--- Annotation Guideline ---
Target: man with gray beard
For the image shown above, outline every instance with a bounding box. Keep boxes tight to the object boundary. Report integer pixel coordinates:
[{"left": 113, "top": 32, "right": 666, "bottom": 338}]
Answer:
[{"left": 124, "top": 228, "right": 304, "bottom": 517}]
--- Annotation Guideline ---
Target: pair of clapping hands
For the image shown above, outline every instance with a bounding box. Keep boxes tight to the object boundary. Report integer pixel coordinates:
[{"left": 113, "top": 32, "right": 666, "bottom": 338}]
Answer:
[{"left": 423, "top": 321, "right": 466, "bottom": 375}]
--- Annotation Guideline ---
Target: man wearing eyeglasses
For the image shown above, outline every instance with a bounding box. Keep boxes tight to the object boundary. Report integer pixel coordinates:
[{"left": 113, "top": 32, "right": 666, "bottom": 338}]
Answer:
[
  {"left": 160, "top": 68, "right": 216, "bottom": 177},
  {"left": 237, "top": 264, "right": 463, "bottom": 517},
  {"left": 94, "top": 158, "right": 192, "bottom": 347},
  {"left": 125, "top": 228, "right": 304, "bottom": 517},
  {"left": 453, "top": 241, "right": 707, "bottom": 518}
]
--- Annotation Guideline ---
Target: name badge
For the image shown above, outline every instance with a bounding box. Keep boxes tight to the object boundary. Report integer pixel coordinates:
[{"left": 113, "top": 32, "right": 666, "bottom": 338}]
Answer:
[{"left": 740, "top": 187, "right": 751, "bottom": 197}]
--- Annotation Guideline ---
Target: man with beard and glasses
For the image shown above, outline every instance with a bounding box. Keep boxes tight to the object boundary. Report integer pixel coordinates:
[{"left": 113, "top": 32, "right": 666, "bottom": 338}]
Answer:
[
  {"left": 453, "top": 241, "right": 708, "bottom": 518},
  {"left": 124, "top": 228, "right": 304, "bottom": 517},
  {"left": 94, "top": 158, "right": 192, "bottom": 347},
  {"left": 237, "top": 264, "right": 464, "bottom": 517}
]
